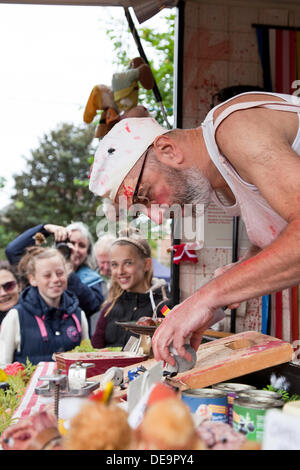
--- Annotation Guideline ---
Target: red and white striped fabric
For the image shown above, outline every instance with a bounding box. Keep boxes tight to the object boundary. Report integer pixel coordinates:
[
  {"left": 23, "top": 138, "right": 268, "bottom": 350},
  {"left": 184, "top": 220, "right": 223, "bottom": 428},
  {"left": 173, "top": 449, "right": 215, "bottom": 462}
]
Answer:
[
  {"left": 171, "top": 243, "right": 198, "bottom": 265},
  {"left": 269, "top": 28, "right": 299, "bottom": 95},
  {"left": 12, "top": 362, "right": 57, "bottom": 421}
]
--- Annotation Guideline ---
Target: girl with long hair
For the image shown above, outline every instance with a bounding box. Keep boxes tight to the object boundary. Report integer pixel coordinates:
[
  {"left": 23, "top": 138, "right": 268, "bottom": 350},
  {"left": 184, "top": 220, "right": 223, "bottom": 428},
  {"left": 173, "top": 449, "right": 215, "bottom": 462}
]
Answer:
[
  {"left": 0, "top": 247, "right": 89, "bottom": 367},
  {"left": 91, "top": 231, "right": 170, "bottom": 349}
]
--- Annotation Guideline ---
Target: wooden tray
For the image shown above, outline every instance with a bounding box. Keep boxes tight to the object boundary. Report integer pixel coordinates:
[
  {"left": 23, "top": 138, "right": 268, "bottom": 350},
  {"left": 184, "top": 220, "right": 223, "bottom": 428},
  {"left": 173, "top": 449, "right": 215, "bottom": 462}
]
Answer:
[
  {"left": 90, "top": 331, "right": 293, "bottom": 398},
  {"left": 170, "top": 331, "right": 293, "bottom": 389}
]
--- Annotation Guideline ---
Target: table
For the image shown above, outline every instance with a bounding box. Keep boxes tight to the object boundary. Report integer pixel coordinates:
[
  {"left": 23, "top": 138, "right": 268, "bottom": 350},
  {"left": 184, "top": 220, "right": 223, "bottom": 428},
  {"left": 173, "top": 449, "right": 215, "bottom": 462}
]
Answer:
[{"left": 12, "top": 362, "right": 56, "bottom": 420}]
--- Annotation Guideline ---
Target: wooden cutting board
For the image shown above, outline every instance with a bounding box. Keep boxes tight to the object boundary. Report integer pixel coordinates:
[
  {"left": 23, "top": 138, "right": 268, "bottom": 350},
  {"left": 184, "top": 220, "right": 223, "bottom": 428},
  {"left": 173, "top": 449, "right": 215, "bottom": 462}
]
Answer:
[
  {"left": 169, "top": 331, "right": 293, "bottom": 390},
  {"left": 90, "top": 331, "right": 293, "bottom": 396}
]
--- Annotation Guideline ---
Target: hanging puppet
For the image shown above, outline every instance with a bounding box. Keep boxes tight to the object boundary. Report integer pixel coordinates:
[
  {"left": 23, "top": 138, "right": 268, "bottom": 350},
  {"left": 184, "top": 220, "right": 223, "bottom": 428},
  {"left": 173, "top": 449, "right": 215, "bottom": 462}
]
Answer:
[{"left": 83, "top": 57, "right": 154, "bottom": 138}]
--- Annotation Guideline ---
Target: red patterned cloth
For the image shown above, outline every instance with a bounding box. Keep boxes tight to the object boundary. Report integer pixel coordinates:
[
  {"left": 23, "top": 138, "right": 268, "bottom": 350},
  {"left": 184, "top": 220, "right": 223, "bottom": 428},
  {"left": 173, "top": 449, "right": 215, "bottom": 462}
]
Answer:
[
  {"left": 171, "top": 243, "right": 198, "bottom": 265},
  {"left": 12, "top": 362, "right": 57, "bottom": 420}
]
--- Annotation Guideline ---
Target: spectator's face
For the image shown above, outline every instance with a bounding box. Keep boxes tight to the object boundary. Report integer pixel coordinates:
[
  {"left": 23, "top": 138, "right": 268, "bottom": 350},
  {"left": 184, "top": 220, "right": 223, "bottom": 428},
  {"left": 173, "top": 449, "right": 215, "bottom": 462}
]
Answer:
[
  {"left": 0, "top": 269, "right": 19, "bottom": 312},
  {"left": 110, "top": 245, "right": 151, "bottom": 293},
  {"left": 96, "top": 252, "right": 111, "bottom": 278},
  {"left": 28, "top": 255, "right": 67, "bottom": 305},
  {"left": 68, "top": 230, "right": 89, "bottom": 269}
]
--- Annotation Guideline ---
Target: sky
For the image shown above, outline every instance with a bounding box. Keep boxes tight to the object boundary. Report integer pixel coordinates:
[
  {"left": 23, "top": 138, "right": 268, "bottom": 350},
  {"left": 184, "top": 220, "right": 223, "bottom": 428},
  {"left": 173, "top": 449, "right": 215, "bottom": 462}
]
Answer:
[{"left": 0, "top": 3, "right": 173, "bottom": 210}]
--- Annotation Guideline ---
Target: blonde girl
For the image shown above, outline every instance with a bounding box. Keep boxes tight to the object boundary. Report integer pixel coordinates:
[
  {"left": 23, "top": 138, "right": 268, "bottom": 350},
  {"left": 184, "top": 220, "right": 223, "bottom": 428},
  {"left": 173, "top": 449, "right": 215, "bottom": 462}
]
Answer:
[{"left": 0, "top": 247, "right": 88, "bottom": 367}]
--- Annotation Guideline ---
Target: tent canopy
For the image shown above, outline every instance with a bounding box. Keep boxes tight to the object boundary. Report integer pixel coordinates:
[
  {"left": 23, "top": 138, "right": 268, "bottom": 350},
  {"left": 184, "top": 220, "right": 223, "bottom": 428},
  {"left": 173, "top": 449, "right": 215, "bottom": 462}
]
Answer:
[{"left": 0, "top": 0, "right": 178, "bottom": 23}]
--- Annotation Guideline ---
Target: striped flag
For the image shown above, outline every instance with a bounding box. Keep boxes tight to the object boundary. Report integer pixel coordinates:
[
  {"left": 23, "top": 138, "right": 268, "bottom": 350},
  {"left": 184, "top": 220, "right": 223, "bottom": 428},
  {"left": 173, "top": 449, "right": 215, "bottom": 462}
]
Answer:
[{"left": 255, "top": 26, "right": 300, "bottom": 94}]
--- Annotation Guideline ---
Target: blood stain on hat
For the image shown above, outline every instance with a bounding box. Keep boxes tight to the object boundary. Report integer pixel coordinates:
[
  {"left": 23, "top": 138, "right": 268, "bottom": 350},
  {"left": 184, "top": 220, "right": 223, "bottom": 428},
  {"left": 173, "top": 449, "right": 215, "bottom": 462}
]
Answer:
[{"left": 123, "top": 184, "right": 134, "bottom": 199}]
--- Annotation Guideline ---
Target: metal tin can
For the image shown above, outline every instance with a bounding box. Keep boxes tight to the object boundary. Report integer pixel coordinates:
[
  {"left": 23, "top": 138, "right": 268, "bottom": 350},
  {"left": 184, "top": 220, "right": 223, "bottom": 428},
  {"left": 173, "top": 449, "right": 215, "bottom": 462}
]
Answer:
[
  {"left": 237, "top": 389, "right": 282, "bottom": 400},
  {"left": 181, "top": 388, "right": 228, "bottom": 423},
  {"left": 233, "top": 397, "right": 283, "bottom": 442},
  {"left": 212, "top": 383, "right": 257, "bottom": 426}
]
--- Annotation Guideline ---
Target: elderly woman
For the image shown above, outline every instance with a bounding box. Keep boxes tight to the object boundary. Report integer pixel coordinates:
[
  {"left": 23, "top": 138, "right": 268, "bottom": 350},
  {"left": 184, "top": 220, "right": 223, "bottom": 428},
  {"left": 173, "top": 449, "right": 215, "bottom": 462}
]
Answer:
[
  {"left": 5, "top": 222, "right": 104, "bottom": 331},
  {"left": 0, "top": 260, "right": 20, "bottom": 326},
  {"left": 94, "top": 234, "right": 117, "bottom": 298}
]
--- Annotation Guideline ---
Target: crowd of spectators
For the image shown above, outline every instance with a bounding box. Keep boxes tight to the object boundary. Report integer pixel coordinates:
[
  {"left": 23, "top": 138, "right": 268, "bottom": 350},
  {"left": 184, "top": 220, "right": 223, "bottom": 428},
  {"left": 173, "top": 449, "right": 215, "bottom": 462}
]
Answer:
[{"left": 0, "top": 223, "right": 170, "bottom": 367}]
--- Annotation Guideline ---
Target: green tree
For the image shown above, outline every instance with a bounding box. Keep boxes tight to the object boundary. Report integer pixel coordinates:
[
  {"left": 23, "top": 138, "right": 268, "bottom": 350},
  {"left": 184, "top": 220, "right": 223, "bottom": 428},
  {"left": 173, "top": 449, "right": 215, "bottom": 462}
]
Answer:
[
  {"left": 0, "top": 13, "right": 175, "bottom": 257},
  {"left": 1, "top": 123, "right": 101, "bottom": 238}
]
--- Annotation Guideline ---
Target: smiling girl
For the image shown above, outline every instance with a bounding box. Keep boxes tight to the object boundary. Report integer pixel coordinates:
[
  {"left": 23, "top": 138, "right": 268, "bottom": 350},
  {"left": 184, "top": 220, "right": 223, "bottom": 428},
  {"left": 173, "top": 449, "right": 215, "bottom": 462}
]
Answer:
[
  {"left": 5, "top": 222, "right": 104, "bottom": 330},
  {"left": 91, "top": 232, "right": 170, "bottom": 349},
  {"left": 0, "top": 247, "right": 89, "bottom": 367}
]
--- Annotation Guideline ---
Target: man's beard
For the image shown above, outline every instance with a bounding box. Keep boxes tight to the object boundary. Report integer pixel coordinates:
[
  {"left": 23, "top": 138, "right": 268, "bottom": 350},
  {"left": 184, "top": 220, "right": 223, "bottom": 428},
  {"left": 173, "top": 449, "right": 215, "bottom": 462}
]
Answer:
[{"left": 161, "top": 165, "right": 213, "bottom": 213}]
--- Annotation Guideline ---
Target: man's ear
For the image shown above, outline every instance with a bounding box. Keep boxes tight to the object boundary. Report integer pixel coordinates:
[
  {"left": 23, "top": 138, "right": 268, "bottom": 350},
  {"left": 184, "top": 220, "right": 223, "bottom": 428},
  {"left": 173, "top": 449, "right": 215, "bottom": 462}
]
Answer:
[
  {"left": 28, "top": 274, "right": 37, "bottom": 287},
  {"left": 153, "top": 134, "right": 184, "bottom": 168}
]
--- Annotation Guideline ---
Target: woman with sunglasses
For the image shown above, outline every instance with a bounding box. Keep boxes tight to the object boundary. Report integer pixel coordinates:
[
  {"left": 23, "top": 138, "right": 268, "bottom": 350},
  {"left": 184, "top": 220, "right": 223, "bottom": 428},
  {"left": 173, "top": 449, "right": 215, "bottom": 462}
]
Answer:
[{"left": 0, "top": 261, "right": 20, "bottom": 326}]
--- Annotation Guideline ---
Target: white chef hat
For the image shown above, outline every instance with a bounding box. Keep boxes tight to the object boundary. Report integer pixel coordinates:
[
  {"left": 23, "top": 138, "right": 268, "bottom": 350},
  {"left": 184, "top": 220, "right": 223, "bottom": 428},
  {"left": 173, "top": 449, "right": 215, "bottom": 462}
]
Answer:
[{"left": 89, "top": 117, "right": 169, "bottom": 201}]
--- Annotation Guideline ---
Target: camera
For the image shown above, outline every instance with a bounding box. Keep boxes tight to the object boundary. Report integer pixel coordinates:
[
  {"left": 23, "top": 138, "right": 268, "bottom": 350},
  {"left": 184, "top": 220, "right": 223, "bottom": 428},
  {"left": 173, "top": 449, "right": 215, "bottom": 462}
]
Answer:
[{"left": 56, "top": 238, "right": 72, "bottom": 260}]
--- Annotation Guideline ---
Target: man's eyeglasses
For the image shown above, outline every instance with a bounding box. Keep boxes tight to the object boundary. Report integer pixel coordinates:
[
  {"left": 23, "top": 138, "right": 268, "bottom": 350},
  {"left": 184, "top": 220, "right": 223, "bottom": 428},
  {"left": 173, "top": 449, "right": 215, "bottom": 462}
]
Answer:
[
  {"left": 0, "top": 280, "right": 17, "bottom": 293},
  {"left": 132, "top": 146, "right": 151, "bottom": 206}
]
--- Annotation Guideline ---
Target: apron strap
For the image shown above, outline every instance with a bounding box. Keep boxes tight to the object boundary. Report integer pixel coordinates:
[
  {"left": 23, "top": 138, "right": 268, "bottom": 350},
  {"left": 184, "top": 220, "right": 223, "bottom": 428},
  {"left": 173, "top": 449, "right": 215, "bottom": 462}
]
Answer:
[{"left": 213, "top": 100, "right": 300, "bottom": 132}]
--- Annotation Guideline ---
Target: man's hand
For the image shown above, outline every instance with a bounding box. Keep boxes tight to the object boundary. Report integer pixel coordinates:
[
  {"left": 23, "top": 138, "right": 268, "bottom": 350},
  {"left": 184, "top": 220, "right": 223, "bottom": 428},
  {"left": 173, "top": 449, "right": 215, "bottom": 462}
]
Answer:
[{"left": 152, "top": 297, "right": 215, "bottom": 367}]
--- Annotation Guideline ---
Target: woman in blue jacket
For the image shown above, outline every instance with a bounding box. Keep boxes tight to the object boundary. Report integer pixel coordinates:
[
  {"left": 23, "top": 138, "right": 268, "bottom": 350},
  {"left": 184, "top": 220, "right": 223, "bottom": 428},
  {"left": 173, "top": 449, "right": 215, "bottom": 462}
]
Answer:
[{"left": 5, "top": 222, "right": 104, "bottom": 333}]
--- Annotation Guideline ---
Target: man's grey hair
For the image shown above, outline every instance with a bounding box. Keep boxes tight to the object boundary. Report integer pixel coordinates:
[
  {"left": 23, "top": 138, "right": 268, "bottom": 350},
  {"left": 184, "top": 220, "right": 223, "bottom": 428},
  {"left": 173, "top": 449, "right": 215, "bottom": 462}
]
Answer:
[{"left": 94, "top": 234, "right": 117, "bottom": 255}]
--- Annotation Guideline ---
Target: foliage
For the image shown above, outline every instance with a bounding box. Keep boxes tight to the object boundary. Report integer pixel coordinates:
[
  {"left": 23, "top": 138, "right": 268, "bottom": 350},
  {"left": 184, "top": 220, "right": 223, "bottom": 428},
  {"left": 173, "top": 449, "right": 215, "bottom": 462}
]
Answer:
[
  {"left": 0, "top": 177, "right": 6, "bottom": 191},
  {"left": 1, "top": 13, "right": 175, "bottom": 248},
  {"left": 0, "top": 123, "right": 103, "bottom": 239},
  {"left": 68, "top": 339, "right": 122, "bottom": 353},
  {"left": 0, "top": 359, "right": 36, "bottom": 435},
  {"left": 0, "top": 225, "right": 18, "bottom": 260},
  {"left": 263, "top": 384, "right": 300, "bottom": 403},
  {"left": 68, "top": 339, "right": 98, "bottom": 353}
]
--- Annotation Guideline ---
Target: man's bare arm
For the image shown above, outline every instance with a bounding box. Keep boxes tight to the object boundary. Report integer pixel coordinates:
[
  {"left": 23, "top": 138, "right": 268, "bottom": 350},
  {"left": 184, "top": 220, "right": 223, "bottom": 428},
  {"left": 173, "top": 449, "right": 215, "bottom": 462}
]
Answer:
[{"left": 152, "top": 103, "right": 300, "bottom": 365}]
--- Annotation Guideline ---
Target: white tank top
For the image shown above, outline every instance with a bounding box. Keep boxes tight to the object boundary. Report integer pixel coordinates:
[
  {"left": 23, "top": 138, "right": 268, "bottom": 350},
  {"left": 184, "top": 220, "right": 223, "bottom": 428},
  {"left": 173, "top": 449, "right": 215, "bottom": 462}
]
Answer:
[{"left": 202, "top": 92, "right": 300, "bottom": 248}]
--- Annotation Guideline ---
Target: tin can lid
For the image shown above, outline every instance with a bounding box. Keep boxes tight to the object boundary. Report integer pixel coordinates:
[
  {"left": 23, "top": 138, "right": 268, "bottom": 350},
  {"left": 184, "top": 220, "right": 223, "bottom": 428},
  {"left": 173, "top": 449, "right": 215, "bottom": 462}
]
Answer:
[
  {"left": 213, "top": 383, "right": 256, "bottom": 392},
  {"left": 234, "top": 397, "right": 283, "bottom": 409},
  {"left": 238, "top": 389, "right": 282, "bottom": 399},
  {"left": 182, "top": 388, "right": 227, "bottom": 398}
]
